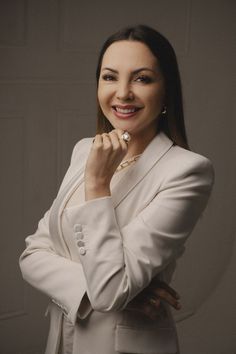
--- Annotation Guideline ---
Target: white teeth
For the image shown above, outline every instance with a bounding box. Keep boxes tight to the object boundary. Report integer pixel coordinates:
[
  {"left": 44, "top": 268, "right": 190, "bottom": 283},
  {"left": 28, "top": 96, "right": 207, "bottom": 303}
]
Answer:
[{"left": 116, "top": 107, "right": 137, "bottom": 113}]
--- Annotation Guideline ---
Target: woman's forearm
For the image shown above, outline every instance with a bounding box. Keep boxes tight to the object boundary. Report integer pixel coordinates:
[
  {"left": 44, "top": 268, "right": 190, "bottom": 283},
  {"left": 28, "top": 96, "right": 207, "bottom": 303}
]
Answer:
[{"left": 85, "top": 182, "right": 111, "bottom": 201}]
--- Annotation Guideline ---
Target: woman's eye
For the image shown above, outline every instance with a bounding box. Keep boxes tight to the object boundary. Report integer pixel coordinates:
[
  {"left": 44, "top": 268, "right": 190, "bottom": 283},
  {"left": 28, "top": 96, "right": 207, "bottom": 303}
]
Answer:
[
  {"left": 102, "top": 74, "right": 116, "bottom": 81},
  {"left": 135, "top": 75, "right": 152, "bottom": 83}
]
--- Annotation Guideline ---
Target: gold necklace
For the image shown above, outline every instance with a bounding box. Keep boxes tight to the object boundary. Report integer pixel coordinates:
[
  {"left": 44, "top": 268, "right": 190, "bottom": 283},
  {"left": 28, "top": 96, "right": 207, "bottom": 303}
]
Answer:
[{"left": 115, "top": 154, "right": 142, "bottom": 172}]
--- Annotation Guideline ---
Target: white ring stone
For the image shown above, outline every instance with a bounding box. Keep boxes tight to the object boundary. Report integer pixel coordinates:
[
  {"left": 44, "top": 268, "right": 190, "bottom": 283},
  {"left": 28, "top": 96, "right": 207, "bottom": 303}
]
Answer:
[{"left": 121, "top": 131, "right": 131, "bottom": 142}]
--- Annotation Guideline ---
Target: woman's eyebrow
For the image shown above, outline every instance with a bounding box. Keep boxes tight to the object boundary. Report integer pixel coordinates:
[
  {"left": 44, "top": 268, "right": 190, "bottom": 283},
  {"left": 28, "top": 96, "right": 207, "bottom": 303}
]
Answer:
[{"left": 102, "top": 67, "right": 157, "bottom": 74}]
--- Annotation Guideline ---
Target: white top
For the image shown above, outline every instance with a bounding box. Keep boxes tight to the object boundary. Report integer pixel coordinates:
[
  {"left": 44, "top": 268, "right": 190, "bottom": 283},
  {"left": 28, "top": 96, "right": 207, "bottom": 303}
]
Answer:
[{"left": 64, "top": 163, "right": 136, "bottom": 209}]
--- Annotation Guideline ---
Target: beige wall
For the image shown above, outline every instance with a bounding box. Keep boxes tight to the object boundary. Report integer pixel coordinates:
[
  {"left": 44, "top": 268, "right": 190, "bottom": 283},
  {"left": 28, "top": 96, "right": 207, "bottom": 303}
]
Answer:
[{"left": 0, "top": 0, "right": 235, "bottom": 353}]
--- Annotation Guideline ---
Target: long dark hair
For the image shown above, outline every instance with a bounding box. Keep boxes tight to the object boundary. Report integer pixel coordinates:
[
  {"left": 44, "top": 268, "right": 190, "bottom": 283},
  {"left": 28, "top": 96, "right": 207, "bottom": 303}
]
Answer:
[{"left": 95, "top": 24, "right": 189, "bottom": 149}]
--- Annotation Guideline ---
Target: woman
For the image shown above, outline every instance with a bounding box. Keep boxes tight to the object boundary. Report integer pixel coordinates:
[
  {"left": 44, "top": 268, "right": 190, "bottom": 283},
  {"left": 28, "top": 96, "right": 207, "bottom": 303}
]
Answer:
[{"left": 19, "top": 25, "right": 214, "bottom": 354}]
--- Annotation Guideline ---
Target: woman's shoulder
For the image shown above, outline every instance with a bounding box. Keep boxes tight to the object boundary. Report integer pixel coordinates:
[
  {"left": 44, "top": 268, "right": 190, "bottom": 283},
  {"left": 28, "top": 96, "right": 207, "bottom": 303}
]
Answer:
[
  {"left": 155, "top": 131, "right": 214, "bottom": 177},
  {"left": 171, "top": 144, "right": 213, "bottom": 167},
  {"left": 160, "top": 143, "right": 215, "bottom": 188},
  {"left": 70, "top": 137, "right": 94, "bottom": 163},
  {"left": 73, "top": 137, "right": 93, "bottom": 152}
]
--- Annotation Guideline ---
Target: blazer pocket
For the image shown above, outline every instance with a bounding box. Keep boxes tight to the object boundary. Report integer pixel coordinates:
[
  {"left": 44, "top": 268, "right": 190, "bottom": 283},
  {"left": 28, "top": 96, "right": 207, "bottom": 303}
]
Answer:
[{"left": 115, "top": 324, "right": 178, "bottom": 354}]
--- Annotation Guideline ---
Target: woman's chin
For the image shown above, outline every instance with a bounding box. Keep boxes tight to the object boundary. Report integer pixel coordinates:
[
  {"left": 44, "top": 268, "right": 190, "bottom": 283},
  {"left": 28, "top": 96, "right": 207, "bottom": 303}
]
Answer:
[{"left": 112, "top": 119, "right": 136, "bottom": 131}]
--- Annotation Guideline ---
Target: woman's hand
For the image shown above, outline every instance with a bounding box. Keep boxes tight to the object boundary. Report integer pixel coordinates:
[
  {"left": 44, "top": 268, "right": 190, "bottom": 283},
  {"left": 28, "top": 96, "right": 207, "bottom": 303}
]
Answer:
[
  {"left": 84, "top": 131, "right": 181, "bottom": 318},
  {"left": 84, "top": 129, "right": 129, "bottom": 200},
  {"left": 125, "top": 279, "right": 181, "bottom": 320}
]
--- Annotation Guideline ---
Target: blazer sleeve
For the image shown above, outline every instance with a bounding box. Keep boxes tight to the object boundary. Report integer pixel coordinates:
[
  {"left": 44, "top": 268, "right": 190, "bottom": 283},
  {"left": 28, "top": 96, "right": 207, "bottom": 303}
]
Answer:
[
  {"left": 19, "top": 139, "right": 91, "bottom": 325},
  {"left": 64, "top": 156, "right": 215, "bottom": 313}
]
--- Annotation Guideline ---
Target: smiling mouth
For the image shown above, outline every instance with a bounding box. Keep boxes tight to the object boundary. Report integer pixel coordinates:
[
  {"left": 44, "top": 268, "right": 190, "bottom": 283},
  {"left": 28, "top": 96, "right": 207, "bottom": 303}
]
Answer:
[{"left": 112, "top": 106, "right": 142, "bottom": 114}]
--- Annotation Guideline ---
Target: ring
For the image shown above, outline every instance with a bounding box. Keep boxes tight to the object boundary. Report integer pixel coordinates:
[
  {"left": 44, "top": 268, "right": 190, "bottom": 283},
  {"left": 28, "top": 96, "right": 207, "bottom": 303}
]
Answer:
[
  {"left": 149, "top": 297, "right": 157, "bottom": 306},
  {"left": 121, "top": 131, "right": 131, "bottom": 143}
]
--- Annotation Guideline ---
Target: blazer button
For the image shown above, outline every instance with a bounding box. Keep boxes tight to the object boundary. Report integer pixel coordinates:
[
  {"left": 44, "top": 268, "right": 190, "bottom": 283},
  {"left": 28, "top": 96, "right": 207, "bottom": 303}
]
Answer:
[
  {"left": 74, "top": 231, "right": 84, "bottom": 240},
  {"left": 79, "top": 247, "right": 86, "bottom": 255},
  {"left": 77, "top": 240, "right": 84, "bottom": 247},
  {"left": 74, "top": 224, "right": 82, "bottom": 232}
]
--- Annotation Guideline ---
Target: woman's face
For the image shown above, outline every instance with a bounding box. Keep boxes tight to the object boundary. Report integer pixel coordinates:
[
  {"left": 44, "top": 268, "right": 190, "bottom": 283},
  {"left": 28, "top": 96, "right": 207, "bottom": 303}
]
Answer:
[{"left": 97, "top": 40, "right": 165, "bottom": 137}]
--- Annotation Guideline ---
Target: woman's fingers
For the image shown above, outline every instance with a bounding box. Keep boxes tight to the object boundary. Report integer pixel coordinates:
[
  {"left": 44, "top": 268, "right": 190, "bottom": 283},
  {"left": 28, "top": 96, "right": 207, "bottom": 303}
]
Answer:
[
  {"left": 157, "top": 280, "right": 180, "bottom": 299},
  {"left": 88, "top": 129, "right": 129, "bottom": 184},
  {"left": 109, "top": 129, "right": 129, "bottom": 153},
  {"left": 143, "top": 298, "right": 167, "bottom": 320},
  {"left": 93, "top": 129, "right": 130, "bottom": 152},
  {"left": 101, "top": 133, "right": 112, "bottom": 149},
  {"left": 149, "top": 279, "right": 180, "bottom": 300},
  {"left": 126, "top": 292, "right": 164, "bottom": 320},
  {"left": 152, "top": 288, "right": 181, "bottom": 310},
  {"left": 92, "top": 134, "right": 103, "bottom": 147},
  {"left": 126, "top": 280, "right": 182, "bottom": 320},
  {"left": 127, "top": 299, "right": 160, "bottom": 320},
  {"left": 108, "top": 130, "right": 124, "bottom": 151}
]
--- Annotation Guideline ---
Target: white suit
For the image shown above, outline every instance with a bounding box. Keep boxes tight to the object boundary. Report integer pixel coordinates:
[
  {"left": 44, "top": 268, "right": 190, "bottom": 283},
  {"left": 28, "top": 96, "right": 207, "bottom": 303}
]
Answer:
[{"left": 19, "top": 131, "right": 214, "bottom": 353}]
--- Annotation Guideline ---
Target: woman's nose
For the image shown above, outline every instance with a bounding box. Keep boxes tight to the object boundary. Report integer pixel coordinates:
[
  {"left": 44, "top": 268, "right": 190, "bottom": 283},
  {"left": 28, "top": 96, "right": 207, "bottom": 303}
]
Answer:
[{"left": 116, "top": 82, "right": 134, "bottom": 101}]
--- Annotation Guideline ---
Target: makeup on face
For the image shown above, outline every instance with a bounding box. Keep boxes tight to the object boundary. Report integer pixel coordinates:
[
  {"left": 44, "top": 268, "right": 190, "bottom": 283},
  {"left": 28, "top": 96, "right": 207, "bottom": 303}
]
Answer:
[{"left": 97, "top": 41, "right": 165, "bottom": 138}]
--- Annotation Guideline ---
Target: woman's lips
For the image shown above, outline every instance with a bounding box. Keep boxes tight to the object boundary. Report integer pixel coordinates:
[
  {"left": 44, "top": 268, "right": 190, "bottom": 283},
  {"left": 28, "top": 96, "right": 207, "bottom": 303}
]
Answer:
[{"left": 111, "top": 106, "right": 143, "bottom": 119}]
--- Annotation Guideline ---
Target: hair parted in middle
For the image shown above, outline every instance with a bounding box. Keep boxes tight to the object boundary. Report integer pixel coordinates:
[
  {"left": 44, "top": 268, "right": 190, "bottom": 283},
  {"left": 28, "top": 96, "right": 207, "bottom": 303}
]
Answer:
[{"left": 95, "top": 24, "right": 189, "bottom": 150}]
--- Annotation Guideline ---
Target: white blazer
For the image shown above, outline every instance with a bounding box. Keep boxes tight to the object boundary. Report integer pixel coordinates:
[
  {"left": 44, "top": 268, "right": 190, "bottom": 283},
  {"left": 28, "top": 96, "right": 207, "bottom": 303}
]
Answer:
[{"left": 19, "top": 131, "right": 215, "bottom": 354}]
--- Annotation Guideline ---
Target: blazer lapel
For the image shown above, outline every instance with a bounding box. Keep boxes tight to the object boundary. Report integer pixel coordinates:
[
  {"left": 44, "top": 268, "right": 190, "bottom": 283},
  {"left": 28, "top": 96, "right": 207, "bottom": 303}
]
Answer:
[
  {"left": 55, "top": 130, "right": 173, "bottom": 204},
  {"left": 112, "top": 131, "right": 174, "bottom": 207},
  {"left": 55, "top": 130, "right": 174, "bottom": 213},
  {"left": 49, "top": 131, "right": 174, "bottom": 254}
]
